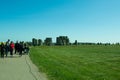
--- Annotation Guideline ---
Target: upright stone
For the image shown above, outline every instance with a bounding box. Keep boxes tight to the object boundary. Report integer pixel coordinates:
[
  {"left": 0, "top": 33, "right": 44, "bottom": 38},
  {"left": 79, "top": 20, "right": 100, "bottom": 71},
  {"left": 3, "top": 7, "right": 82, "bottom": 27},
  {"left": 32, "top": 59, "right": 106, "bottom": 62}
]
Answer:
[
  {"left": 56, "top": 36, "right": 70, "bottom": 45},
  {"left": 74, "top": 40, "right": 78, "bottom": 45},
  {"left": 38, "top": 39, "right": 42, "bottom": 46},
  {"left": 44, "top": 37, "right": 52, "bottom": 46},
  {"left": 32, "top": 38, "right": 37, "bottom": 46}
]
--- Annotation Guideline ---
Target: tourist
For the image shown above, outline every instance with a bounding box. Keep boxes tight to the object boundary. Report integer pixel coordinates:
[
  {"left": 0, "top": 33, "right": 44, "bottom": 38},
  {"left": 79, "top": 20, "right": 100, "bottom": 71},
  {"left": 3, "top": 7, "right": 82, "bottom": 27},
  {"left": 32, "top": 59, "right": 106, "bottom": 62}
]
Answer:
[
  {"left": 5, "top": 39, "right": 10, "bottom": 57},
  {"left": 15, "top": 41, "right": 19, "bottom": 54},
  {"left": 10, "top": 41, "right": 14, "bottom": 57},
  {"left": 0, "top": 42, "right": 5, "bottom": 58},
  {"left": 24, "top": 43, "right": 29, "bottom": 54},
  {"left": 19, "top": 42, "right": 23, "bottom": 56}
]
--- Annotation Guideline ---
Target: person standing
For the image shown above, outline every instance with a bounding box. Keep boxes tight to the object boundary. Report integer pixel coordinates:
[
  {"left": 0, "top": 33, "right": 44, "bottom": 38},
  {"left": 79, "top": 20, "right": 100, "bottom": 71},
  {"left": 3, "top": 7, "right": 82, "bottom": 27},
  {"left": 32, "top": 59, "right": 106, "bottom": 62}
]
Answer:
[
  {"left": 10, "top": 41, "right": 14, "bottom": 57},
  {"left": 0, "top": 42, "right": 5, "bottom": 58},
  {"left": 24, "top": 43, "right": 29, "bottom": 55},
  {"left": 19, "top": 42, "right": 23, "bottom": 56},
  {"left": 15, "top": 41, "right": 19, "bottom": 54},
  {"left": 5, "top": 39, "right": 10, "bottom": 57}
]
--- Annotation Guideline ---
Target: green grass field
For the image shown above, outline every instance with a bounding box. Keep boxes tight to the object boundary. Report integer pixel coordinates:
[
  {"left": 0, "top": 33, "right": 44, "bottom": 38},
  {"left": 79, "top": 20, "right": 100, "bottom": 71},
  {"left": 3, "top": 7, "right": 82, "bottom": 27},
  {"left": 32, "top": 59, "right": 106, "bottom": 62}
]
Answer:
[{"left": 30, "top": 45, "right": 120, "bottom": 80}]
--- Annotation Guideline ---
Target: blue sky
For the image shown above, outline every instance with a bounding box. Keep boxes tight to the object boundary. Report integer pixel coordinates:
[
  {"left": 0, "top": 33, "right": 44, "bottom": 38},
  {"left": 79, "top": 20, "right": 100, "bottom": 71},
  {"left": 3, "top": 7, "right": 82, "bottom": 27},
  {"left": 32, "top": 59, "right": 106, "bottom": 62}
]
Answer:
[{"left": 0, "top": 0, "right": 120, "bottom": 43}]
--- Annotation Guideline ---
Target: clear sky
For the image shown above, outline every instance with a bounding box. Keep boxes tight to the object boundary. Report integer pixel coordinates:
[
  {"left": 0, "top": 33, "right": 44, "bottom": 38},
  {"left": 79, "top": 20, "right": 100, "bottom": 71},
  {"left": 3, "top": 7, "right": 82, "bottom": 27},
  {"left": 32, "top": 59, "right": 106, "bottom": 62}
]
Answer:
[{"left": 0, "top": 0, "right": 120, "bottom": 43}]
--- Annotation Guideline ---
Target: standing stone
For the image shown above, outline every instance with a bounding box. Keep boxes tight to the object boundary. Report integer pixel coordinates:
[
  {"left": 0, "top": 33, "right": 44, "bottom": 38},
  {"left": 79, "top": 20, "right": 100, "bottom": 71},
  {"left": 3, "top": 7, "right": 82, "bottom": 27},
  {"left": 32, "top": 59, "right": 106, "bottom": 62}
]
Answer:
[
  {"left": 74, "top": 40, "right": 78, "bottom": 45},
  {"left": 56, "top": 36, "right": 70, "bottom": 45},
  {"left": 38, "top": 39, "right": 42, "bottom": 46},
  {"left": 44, "top": 37, "right": 52, "bottom": 46},
  {"left": 32, "top": 38, "right": 37, "bottom": 46}
]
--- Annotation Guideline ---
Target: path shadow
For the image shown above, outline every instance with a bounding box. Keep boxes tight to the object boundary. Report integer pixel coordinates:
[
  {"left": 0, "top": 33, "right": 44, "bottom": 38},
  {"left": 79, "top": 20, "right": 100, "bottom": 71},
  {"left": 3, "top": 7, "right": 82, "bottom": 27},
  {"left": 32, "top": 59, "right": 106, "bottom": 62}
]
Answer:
[
  {"left": 5, "top": 56, "right": 21, "bottom": 58},
  {"left": 0, "top": 55, "right": 22, "bottom": 59}
]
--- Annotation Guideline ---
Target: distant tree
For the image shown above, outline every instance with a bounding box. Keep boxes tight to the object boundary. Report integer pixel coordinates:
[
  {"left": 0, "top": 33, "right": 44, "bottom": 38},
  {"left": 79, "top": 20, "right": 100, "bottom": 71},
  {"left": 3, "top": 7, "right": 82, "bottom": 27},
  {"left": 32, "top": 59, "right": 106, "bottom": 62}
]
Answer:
[
  {"left": 115, "top": 43, "right": 120, "bottom": 45},
  {"left": 97, "top": 43, "right": 102, "bottom": 45}
]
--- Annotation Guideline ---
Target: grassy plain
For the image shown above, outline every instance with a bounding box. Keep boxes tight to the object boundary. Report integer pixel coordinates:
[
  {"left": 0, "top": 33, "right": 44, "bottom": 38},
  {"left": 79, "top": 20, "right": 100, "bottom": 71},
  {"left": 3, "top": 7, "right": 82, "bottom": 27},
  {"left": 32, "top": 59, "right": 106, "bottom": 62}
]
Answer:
[{"left": 30, "top": 45, "right": 120, "bottom": 80}]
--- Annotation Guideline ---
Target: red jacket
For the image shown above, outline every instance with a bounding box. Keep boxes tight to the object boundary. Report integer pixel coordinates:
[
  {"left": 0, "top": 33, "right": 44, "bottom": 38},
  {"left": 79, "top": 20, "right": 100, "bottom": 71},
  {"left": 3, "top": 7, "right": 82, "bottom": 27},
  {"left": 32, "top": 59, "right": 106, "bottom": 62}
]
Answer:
[{"left": 10, "top": 43, "right": 14, "bottom": 49}]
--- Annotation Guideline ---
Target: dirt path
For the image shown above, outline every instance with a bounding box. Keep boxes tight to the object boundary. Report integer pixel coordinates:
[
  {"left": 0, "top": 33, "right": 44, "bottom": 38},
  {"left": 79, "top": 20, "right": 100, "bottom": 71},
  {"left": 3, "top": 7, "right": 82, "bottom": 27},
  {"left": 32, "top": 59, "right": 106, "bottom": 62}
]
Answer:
[{"left": 0, "top": 55, "right": 48, "bottom": 80}]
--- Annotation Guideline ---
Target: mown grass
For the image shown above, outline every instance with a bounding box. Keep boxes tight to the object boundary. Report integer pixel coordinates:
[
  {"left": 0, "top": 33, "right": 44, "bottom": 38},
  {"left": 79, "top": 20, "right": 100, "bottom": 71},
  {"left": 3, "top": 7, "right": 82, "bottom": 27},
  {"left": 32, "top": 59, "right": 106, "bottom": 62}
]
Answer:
[{"left": 30, "top": 45, "right": 120, "bottom": 80}]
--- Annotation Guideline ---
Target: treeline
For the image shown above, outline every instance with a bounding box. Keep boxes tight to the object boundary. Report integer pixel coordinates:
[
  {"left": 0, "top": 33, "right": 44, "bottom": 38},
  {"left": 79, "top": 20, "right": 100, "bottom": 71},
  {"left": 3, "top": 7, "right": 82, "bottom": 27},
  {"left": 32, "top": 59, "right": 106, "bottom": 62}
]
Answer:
[{"left": 28, "top": 36, "right": 120, "bottom": 46}]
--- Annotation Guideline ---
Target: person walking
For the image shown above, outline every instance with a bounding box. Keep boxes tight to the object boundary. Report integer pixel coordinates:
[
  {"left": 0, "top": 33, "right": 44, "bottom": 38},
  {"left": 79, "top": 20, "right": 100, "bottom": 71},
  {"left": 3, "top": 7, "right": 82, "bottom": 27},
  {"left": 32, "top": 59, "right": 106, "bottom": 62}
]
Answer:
[
  {"left": 10, "top": 41, "right": 14, "bottom": 57},
  {"left": 0, "top": 42, "right": 5, "bottom": 58}
]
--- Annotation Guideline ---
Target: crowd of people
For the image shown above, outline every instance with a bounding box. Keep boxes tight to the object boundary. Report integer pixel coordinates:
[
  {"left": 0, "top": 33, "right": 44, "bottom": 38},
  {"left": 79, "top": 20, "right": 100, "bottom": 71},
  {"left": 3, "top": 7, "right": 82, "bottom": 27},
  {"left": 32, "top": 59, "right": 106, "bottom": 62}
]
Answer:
[{"left": 0, "top": 39, "right": 29, "bottom": 58}]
